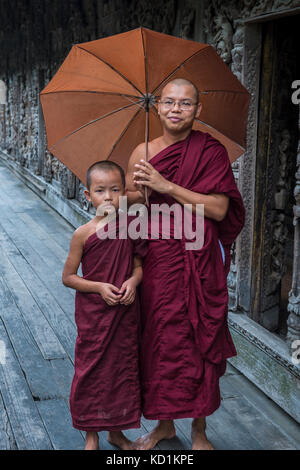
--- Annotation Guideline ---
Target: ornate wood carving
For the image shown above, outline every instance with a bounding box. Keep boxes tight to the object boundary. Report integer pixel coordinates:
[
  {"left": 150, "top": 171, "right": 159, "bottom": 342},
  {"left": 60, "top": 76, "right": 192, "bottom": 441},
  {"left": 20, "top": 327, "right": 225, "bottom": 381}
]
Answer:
[{"left": 286, "top": 108, "right": 300, "bottom": 354}]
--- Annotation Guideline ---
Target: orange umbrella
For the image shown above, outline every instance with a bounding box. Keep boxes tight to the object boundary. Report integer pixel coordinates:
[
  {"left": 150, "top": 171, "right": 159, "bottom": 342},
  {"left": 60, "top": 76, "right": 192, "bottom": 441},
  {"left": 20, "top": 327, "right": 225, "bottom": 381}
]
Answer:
[{"left": 40, "top": 27, "right": 250, "bottom": 189}]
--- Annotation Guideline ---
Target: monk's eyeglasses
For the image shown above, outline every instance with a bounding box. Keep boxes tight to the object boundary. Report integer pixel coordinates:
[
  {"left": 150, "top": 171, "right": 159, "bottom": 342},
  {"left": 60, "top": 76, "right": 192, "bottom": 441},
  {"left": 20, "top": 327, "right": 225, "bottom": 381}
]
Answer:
[{"left": 159, "top": 99, "right": 198, "bottom": 111}]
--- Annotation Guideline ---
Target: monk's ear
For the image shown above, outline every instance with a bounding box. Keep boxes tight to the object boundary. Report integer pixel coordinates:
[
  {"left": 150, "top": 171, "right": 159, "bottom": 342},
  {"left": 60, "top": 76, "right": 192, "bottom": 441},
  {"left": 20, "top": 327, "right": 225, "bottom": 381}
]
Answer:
[{"left": 195, "top": 102, "right": 202, "bottom": 118}]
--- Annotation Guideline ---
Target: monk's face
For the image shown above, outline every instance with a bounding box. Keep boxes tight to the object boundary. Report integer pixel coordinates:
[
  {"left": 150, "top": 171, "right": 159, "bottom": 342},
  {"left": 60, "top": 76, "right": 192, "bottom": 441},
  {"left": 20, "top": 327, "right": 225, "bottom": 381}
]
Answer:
[
  {"left": 158, "top": 83, "right": 202, "bottom": 134},
  {"left": 84, "top": 169, "right": 126, "bottom": 214}
]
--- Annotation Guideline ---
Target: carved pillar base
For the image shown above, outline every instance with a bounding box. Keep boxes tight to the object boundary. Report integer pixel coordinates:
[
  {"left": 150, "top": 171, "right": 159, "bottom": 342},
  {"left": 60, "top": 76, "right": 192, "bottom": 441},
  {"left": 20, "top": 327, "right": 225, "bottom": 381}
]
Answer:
[
  {"left": 286, "top": 216, "right": 300, "bottom": 353},
  {"left": 286, "top": 294, "right": 300, "bottom": 352}
]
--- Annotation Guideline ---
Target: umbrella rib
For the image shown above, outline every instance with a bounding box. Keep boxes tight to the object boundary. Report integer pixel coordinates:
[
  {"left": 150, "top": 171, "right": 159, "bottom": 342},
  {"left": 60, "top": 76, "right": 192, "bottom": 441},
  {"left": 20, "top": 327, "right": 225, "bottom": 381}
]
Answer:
[
  {"left": 195, "top": 118, "right": 245, "bottom": 150},
  {"left": 76, "top": 45, "right": 143, "bottom": 97},
  {"left": 42, "top": 88, "right": 145, "bottom": 109},
  {"left": 151, "top": 46, "right": 210, "bottom": 95},
  {"left": 41, "top": 90, "right": 142, "bottom": 98},
  {"left": 198, "top": 90, "right": 250, "bottom": 94},
  {"left": 141, "top": 28, "right": 148, "bottom": 96},
  {"left": 107, "top": 108, "right": 142, "bottom": 160},
  {"left": 151, "top": 47, "right": 248, "bottom": 96},
  {"left": 49, "top": 102, "right": 139, "bottom": 151}
]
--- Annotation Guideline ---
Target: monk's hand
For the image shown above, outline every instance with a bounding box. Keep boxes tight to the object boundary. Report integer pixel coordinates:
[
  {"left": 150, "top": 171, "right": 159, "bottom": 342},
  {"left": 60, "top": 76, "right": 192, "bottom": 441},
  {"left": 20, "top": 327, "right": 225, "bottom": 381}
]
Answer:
[
  {"left": 133, "top": 160, "right": 171, "bottom": 194},
  {"left": 97, "top": 282, "right": 122, "bottom": 306},
  {"left": 118, "top": 278, "right": 136, "bottom": 305},
  {"left": 133, "top": 180, "right": 152, "bottom": 199}
]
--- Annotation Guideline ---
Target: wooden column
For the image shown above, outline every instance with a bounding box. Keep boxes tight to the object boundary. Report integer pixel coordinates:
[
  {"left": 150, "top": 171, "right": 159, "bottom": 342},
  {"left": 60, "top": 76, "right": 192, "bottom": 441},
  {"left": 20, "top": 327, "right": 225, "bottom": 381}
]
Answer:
[{"left": 286, "top": 108, "right": 300, "bottom": 356}]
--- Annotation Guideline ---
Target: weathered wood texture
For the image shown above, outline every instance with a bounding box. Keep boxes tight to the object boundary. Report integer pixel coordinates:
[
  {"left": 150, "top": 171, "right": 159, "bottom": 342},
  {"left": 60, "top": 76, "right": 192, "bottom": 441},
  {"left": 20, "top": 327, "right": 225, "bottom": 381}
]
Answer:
[{"left": 0, "top": 163, "right": 299, "bottom": 450}]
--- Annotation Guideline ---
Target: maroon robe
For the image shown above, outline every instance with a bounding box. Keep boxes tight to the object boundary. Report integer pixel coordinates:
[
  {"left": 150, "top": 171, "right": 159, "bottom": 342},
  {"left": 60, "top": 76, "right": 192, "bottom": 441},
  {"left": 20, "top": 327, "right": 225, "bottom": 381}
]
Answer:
[
  {"left": 69, "top": 217, "right": 148, "bottom": 431},
  {"left": 140, "top": 130, "right": 245, "bottom": 419}
]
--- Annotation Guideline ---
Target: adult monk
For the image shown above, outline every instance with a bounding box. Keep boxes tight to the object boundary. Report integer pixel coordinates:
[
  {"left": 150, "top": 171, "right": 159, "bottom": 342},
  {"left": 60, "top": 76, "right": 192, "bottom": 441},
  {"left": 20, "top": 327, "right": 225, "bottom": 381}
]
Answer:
[{"left": 126, "top": 78, "right": 245, "bottom": 450}]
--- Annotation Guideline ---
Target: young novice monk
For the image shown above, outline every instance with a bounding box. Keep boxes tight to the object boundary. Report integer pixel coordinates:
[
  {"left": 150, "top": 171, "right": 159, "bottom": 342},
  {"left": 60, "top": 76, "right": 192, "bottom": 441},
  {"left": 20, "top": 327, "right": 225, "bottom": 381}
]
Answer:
[{"left": 62, "top": 160, "right": 147, "bottom": 450}]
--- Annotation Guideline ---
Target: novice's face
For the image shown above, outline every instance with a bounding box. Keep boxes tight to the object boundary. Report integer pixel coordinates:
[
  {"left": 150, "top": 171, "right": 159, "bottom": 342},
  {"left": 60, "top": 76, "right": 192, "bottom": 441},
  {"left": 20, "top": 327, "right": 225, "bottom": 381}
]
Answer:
[{"left": 85, "top": 169, "right": 125, "bottom": 214}]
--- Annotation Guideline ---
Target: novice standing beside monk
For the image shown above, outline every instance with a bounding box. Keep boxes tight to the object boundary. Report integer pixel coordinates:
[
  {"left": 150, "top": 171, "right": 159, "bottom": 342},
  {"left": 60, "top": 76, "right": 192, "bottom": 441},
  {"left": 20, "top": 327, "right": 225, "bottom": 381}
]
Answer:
[{"left": 62, "top": 160, "right": 148, "bottom": 450}]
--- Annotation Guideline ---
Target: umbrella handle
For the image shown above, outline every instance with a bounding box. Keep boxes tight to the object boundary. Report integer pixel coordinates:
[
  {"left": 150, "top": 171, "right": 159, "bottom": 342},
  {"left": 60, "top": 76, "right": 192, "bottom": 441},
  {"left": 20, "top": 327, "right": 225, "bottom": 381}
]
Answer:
[{"left": 144, "top": 107, "right": 149, "bottom": 207}]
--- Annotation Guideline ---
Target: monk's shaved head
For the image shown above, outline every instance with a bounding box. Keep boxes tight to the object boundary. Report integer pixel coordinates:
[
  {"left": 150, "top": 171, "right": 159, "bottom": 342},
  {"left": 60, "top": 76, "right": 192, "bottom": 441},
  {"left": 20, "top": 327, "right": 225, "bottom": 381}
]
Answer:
[{"left": 160, "top": 78, "right": 199, "bottom": 103}]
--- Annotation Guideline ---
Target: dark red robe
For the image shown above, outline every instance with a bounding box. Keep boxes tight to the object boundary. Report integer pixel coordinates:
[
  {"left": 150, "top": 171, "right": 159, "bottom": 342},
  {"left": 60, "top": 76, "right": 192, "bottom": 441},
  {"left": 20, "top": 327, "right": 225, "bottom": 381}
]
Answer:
[
  {"left": 69, "top": 217, "right": 148, "bottom": 431},
  {"left": 140, "top": 130, "right": 245, "bottom": 419}
]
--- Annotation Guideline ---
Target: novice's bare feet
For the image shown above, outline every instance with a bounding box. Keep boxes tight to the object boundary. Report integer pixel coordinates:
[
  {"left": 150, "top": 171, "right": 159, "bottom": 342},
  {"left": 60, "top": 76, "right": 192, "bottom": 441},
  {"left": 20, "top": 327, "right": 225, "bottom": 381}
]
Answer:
[
  {"left": 133, "top": 420, "right": 176, "bottom": 450},
  {"left": 191, "top": 417, "right": 214, "bottom": 450},
  {"left": 85, "top": 431, "right": 99, "bottom": 450},
  {"left": 108, "top": 431, "right": 134, "bottom": 450}
]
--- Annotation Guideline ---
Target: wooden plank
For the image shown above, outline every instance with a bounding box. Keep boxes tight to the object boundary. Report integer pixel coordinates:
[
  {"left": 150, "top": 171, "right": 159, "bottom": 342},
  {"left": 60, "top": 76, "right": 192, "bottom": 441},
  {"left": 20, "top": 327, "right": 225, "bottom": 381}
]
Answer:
[
  {"left": 219, "top": 373, "right": 242, "bottom": 400},
  {"left": 0, "top": 169, "right": 42, "bottom": 212},
  {"left": 0, "top": 391, "right": 17, "bottom": 450},
  {"left": 207, "top": 399, "right": 265, "bottom": 450},
  {"left": 221, "top": 372, "right": 300, "bottom": 449},
  {"left": 18, "top": 211, "right": 70, "bottom": 262},
  {"left": 18, "top": 211, "right": 83, "bottom": 278},
  {"left": 36, "top": 398, "right": 84, "bottom": 450},
  {"left": 0, "top": 227, "right": 77, "bottom": 361},
  {"left": 23, "top": 208, "right": 74, "bottom": 252},
  {"left": 0, "top": 213, "right": 76, "bottom": 324},
  {"left": 0, "top": 276, "right": 67, "bottom": 400},
  {"left": 0, "top": 168, "right": 73, "bottom": 251},
  {"left": 23, "top": 207, "right": 74, "bottom": 252},
  {"left": 49, "top": 358, "right": 76, "bottom": 399},
  {"left": 0, "top": 251, "right": 66, "bottom": 360},
  {"left": 222, "top": 394, "right": 298, "bottom": 450},
  {"left": 0, "top": 319, "right": 53, "bottom": 449}
]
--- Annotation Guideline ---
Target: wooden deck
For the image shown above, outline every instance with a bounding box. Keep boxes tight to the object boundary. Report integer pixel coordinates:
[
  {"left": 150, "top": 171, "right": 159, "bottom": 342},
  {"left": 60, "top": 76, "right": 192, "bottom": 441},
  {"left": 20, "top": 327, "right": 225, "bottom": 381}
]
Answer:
[{"left": 0, "top": 161, "right": 299, "bottom": 451}]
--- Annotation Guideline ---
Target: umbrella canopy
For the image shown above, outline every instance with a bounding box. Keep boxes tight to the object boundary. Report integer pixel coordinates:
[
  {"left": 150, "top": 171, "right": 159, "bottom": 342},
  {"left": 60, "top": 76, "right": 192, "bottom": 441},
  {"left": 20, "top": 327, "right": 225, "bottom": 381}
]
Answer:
[{"left": 40, "top": 27, "right": 250, "bottom": 187}]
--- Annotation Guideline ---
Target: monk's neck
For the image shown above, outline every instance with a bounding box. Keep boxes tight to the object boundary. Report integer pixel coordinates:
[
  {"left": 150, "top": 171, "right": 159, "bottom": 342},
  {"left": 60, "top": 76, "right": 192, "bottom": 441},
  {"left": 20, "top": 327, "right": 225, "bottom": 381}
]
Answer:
[{"left": 161, "top": 128, "right": 192, "bottom": 147}]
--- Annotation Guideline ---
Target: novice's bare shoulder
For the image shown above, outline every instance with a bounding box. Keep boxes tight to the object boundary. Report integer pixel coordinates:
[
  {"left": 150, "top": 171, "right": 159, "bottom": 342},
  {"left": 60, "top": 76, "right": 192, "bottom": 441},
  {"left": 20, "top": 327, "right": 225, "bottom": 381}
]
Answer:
[{"left": 72, "top": 221, "right": 95, "bottom": 248}]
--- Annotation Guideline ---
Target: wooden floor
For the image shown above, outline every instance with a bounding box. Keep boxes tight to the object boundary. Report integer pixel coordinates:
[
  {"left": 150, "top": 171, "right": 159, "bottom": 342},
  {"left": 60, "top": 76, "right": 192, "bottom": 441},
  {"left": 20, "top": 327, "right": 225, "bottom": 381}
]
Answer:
[{"left": 0, "top": 161, "right": 299, "bottom": 451}]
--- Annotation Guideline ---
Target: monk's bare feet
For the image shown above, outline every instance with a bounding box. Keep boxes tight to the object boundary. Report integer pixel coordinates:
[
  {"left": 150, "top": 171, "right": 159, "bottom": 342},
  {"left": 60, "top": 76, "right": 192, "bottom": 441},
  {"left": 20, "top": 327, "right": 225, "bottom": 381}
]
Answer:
[
  {"left": 108, "top": 431, "right": 134, "bottom": 450},
  {"left": 133, "top": 420, "right": 176, "bottom": 450},
  {"left": 191, "top": 418, "right": 214, "bottom": 450},
  {"left": 85, "top": 431, "right": 99, "bottom": 450}
]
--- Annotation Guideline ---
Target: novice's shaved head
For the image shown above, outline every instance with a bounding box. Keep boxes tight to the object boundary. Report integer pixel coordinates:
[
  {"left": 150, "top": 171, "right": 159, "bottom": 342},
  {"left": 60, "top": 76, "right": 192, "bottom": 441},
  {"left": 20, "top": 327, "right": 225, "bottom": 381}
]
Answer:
[
  {"left": 160, "top": 78, "right": 199, "bottom": 103},
  {"left": 86, "top": 160, "right": 125, "bottom": 190}
]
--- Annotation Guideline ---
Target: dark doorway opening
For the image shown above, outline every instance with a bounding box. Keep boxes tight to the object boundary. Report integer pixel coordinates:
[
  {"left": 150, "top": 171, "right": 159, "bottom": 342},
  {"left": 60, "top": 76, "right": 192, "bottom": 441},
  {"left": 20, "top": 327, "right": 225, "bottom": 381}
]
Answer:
[{"left": 251, "top": 15, "right": 299, "bottom": 335}]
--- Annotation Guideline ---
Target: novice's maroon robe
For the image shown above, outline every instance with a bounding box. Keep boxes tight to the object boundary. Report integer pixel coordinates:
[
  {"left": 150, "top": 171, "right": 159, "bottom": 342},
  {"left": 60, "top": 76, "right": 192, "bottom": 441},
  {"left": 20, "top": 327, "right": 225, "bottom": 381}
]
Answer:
[
  {"left": 69, "top": 217, "right": 148, "bottom": 431},
  {"left": 140, "top": 130, "right": 245, "bottom": 419}
]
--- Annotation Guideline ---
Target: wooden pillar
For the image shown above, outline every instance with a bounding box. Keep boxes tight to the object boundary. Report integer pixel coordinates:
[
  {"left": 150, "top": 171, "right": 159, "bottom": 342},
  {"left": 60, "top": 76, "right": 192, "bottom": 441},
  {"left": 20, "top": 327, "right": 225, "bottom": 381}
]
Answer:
[{"left": 286, "top": 108, "right": 300, "bottom": 357}]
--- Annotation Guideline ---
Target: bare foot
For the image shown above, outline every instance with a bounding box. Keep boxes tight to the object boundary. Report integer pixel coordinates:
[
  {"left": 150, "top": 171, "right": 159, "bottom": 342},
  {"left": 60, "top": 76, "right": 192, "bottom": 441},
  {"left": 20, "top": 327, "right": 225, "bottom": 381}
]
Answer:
[
  {"left": 108, "top": 431, "right": 134, "bottom": 450},
  {"left": 85, "top": 431, "right": 99, "bottom": 450},
  {"left": 133, "top": 420, "right": 176, "bottom": 450},
  {"left": 191, "top": 418, "right": 214, "bottom": 450}
]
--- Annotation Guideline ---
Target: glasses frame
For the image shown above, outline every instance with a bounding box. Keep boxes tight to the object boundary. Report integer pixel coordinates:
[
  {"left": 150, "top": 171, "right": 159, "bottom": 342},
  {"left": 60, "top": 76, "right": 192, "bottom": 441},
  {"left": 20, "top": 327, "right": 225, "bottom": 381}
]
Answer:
[{"left": 158, "top": 99, "right": 199, "bottom": 111}]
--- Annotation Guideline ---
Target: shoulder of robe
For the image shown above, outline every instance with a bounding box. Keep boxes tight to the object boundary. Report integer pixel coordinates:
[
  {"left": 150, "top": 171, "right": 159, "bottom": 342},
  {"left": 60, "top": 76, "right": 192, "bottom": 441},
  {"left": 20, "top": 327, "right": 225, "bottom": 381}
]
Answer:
[
  {"left": 203, "top": 132, "right": 226, "bottom": 154},
  {"left": 192, "top": 130, "right": 229, "bottom": 166}
]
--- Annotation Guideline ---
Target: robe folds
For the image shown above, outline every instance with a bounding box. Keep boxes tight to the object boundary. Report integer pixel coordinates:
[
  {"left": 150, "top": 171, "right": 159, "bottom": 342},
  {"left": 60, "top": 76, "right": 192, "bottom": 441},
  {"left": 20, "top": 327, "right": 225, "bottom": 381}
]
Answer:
[
  {"left": 69, "top": 217, "right": 148, "bottom": 432},
  {"left": 140, "top": 130, "right": 245, "bottom": 419}
]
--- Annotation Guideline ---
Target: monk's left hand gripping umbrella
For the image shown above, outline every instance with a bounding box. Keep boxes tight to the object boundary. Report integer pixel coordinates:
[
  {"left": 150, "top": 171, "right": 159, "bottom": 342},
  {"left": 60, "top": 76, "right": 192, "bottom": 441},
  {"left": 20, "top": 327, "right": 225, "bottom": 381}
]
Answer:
[{"left": 40, "top": 27, "right": 250, "bottom": 204}]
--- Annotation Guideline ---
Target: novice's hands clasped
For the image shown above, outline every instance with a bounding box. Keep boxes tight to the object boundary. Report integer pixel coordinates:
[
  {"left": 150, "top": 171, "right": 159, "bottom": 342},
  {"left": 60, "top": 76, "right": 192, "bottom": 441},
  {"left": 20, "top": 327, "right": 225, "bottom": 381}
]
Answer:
[
  {"left": 133, "top": 159, "right": 171, "bottom": 194},
  {"left": 97, "top": 282, "right": 122, "bottom": 306},
  {"left": 97, "top": 280, "right": 137, "bottom": 306},
  {"left": 118, "top": 278, "right": 137, "bottom": 305}
]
